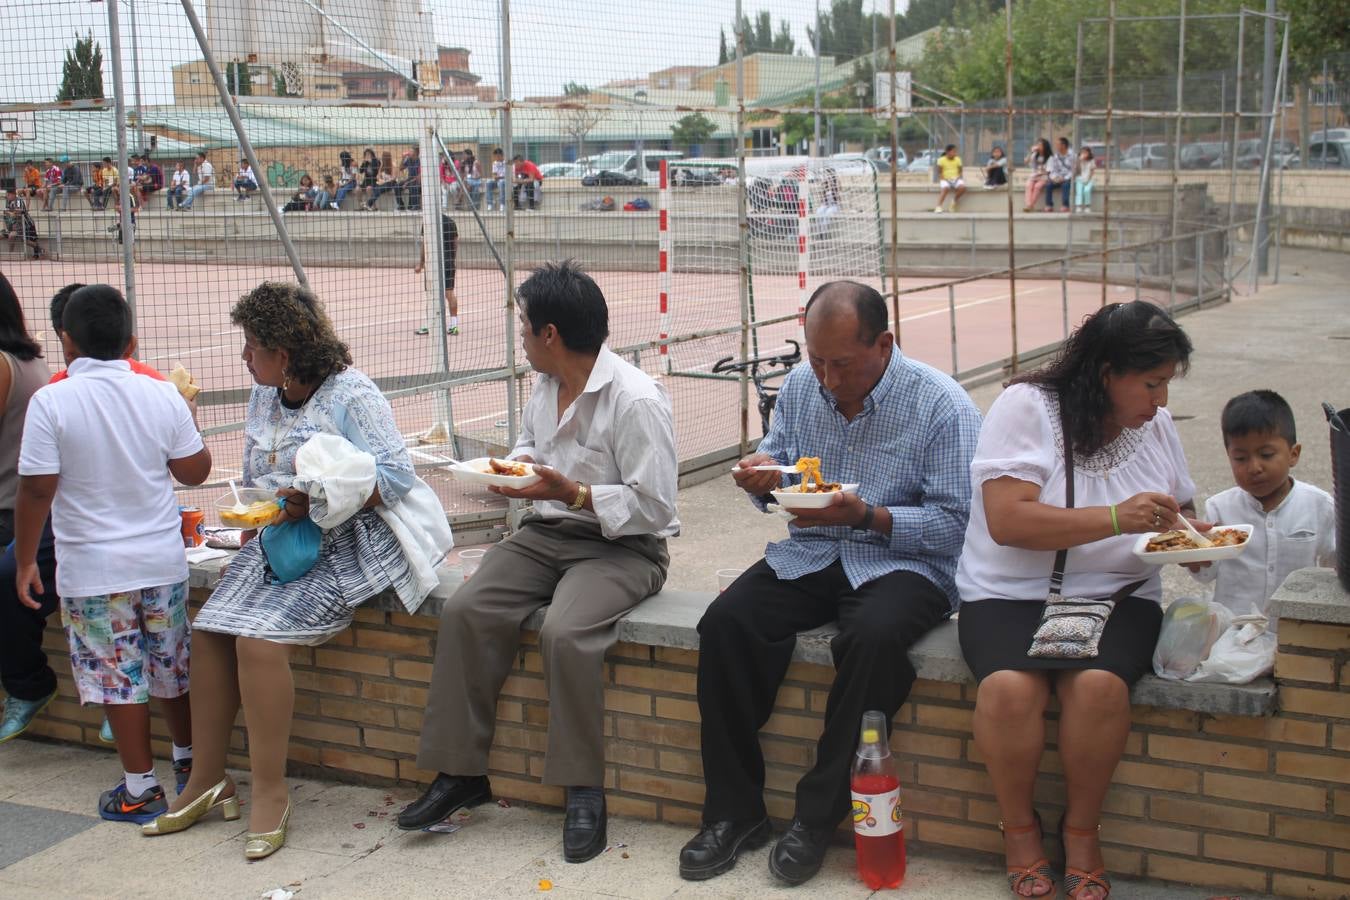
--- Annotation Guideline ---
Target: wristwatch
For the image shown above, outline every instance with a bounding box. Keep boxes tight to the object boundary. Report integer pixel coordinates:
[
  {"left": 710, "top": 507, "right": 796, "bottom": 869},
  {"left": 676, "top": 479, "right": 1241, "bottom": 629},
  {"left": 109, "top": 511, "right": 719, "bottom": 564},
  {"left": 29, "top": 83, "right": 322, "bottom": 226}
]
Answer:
[{"left": 567, "top": 482, "right": 590, "bottom": 511}]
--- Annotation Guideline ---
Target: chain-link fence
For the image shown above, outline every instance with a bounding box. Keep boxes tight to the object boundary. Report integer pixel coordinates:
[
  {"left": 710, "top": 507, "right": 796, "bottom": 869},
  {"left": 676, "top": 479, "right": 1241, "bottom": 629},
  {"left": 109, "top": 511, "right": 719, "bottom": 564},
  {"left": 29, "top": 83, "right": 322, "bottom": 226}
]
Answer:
[{"left": 2, "top": 0, "right": 1301, "bottom": 527}]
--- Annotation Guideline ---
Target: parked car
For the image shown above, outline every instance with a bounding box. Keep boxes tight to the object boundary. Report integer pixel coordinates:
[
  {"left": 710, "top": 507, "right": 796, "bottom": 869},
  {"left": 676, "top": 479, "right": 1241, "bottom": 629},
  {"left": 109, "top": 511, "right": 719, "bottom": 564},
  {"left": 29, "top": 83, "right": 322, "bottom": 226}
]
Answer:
[
  {"left": 1118, "top": 143, "right": 1173, "bottom": 169},
  {"left": 581, "top": 170, "right": 644, "bottom": 187},
  {"left": 669, "top": 165, "right": 724, "bottom": 186},
  {"left": 865, "top": 145, "right": 908, "bottom": 170},
  {"left": 1310, "top": 128, "right": 1350, "bottom": 144},
  {"left": 907, "top": 150, "right": 940, "bottom": 173},
  {"left": 1222, "top": 139, "right": 1298, "bottom": 170},
  {"left": 1299, "top": 140, "right": 1350, "bottom": 169},
  {"left": 1180, "top": 142, "right": 1228, "bottom": 169},
  {"left": 830, "top": 152, "right": 889, "bottom": 173},
  {"left": 538, "top": 162, "right": 585, "bottom": 179},
  {"left": 578, "top": 150, "right": 685, "bottom": 185}
]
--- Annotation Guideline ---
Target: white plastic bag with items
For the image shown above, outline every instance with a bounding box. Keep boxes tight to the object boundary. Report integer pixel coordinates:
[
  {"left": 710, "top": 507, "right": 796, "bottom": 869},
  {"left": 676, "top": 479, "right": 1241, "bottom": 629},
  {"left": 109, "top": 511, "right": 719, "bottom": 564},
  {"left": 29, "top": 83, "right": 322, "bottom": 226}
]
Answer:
[
  {"left": 1187, "top": 613, "right": 1275, "bottom": 684},
  {"left": 1152, "top": 596, "right": 1234, "bottom": 681}
]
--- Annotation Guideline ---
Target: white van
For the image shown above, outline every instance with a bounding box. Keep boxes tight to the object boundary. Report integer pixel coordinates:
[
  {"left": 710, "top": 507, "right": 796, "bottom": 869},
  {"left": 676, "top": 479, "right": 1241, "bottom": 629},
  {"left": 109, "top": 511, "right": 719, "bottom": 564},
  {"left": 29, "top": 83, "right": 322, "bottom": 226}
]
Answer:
[{"left": 581, "top": 149, "right": 685, "bottom": 185}]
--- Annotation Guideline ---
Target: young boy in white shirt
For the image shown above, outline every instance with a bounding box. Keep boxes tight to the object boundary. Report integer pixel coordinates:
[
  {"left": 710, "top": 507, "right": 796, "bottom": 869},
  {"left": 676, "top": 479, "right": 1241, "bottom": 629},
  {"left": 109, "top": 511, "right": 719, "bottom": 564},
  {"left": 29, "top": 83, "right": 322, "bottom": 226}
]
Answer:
[
  {"left": 1190, "top": 390, "right": 1337, "bottom": 625},
  {"left": 14, "top": 284, "right": 213, "bottom": 823}
]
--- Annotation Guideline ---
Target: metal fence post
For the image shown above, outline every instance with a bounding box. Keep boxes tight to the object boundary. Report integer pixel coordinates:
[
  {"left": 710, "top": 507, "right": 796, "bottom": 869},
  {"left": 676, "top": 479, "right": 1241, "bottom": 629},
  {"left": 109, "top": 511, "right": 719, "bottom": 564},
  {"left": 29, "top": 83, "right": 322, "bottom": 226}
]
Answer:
[
  {"left": 947, "top": 283, "right": 959, "bottom": 375},
  {"left": 1004, "top": 0, "right": 1019, "bottom": 372},
  {"left": 500, "top": 0, "right": 519, "bottom": 450},
  {"left": 106, "top": 0, "right": 137, "bottom": 323}
]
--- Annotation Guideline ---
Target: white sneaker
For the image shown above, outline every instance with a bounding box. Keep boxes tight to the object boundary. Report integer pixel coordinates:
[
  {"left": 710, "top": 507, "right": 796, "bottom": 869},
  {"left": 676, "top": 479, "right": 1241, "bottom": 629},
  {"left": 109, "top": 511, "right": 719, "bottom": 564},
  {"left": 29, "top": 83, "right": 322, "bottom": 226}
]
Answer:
[{"left": 933, "top": 206, "right": 944, "bottom": 213}]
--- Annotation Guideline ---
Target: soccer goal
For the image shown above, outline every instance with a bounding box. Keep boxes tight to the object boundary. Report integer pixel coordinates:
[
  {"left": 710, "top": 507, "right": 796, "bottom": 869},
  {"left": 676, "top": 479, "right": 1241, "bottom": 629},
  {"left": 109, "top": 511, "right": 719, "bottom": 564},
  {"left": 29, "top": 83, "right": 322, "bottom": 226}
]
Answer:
[{"left": 657, "top": 156, "right": 883, "bottom": 379}]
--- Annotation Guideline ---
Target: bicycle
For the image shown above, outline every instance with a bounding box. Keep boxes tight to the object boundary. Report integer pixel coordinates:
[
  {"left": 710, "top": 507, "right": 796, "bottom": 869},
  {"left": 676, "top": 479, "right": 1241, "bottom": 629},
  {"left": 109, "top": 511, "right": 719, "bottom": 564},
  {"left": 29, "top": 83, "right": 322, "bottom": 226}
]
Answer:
[{"left": 711, "top": 339, "right": 801, "bottom": 435}]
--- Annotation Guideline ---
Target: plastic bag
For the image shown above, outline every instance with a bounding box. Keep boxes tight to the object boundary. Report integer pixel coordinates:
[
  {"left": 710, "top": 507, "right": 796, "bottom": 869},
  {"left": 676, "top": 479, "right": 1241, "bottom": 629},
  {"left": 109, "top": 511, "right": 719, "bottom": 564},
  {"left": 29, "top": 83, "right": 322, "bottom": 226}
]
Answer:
[
  {"left": 259, "top": 516, "right": 323, "bottom": 584},
  {"left": 1152, "top": 596, "right": 1233, "bottom": 680},
  {"left": 1187, "top": 615, "right": 1275, "bottom": 684}
]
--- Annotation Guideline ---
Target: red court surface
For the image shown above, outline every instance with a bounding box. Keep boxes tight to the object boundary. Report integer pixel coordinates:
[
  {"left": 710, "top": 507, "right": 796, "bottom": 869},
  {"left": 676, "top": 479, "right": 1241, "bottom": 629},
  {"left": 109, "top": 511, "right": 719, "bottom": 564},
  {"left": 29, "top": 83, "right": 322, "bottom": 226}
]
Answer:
[{"left": 5, "top": 260, "right": 1152, "bottom": 518}]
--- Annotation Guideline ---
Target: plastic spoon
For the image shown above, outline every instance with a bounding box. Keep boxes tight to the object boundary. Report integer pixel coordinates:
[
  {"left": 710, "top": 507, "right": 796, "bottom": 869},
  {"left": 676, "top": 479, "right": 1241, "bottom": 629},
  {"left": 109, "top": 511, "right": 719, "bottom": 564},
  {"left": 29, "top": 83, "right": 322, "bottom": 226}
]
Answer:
[
  {"left": 228, "top": 479, "right": 244, "bottom": 508},
  {"left": 731, "top": 464, "right": 800, "bottom": 474},
  {"left": 1176, "top": 514, "right": 1213, "bottom": 548}
]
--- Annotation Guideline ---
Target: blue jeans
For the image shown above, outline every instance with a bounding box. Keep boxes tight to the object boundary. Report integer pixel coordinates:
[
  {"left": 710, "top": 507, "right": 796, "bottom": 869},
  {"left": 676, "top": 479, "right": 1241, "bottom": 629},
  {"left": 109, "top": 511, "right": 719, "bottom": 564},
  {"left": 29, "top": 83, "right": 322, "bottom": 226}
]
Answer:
[
  {"left": 1045, "top": 178, "right": 1070, "bottom": 209},
  {"left": 180, "top": 184, "right": 213, "bottom": 208},
  {"left": 485, "top": 178, "right": 505, "bottom": 208},
  {"left": 334, "top": 182, "right": 356, "bottom": 208}
]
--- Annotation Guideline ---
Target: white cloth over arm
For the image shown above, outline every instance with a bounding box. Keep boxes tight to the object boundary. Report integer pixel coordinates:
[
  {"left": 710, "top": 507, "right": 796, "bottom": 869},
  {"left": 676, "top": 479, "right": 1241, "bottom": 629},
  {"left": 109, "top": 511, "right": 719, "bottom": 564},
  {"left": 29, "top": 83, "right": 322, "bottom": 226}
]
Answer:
[{"left": 293, "top": 433, "right": 377, "bottom": 529}]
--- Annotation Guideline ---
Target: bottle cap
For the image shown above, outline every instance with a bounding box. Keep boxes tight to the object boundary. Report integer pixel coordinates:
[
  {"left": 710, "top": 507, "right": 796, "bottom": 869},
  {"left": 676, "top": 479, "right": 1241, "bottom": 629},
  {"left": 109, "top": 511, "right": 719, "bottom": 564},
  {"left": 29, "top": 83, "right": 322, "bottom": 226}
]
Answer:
[{"left": 862, "top": 728, "right": 880, "bottom": 744}]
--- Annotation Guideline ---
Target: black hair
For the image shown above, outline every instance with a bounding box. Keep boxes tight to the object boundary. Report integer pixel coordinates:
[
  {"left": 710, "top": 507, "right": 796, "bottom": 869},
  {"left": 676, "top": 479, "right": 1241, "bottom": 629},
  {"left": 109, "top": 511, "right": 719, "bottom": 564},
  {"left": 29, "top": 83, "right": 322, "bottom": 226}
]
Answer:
[
  {"left": 517, "top": 260, "right": 609, "bottom": 355},
  {"left": 1057, "top": 136, "right": 1070, "bottom": 148},
  {"left": 1009, "top": 300, "right": 1193, "bottom": 455},
  {"left": 49, "top": 282, "right": 86, "bottom": 333},
  {"left": 493, "top": 147, "right": 503, "bottom": 154},
  {"left": 944, "top": 144, "right": 956, "bottom": 153},
  {"left": 991, "top": 145, "right": 1005, "bottom": 156},
  {"left": 62, "top": 284, "right": 133, "bottom": 361},
  {"left": 1221, "top": 390, "right": 1297, "bottom": 446},
  {"left": 803, "top": 280, "right": 889, "bottom": 346},
  {"left": 195, "top": 151, "right": 206, "bottom": 160},
  {"left": 0, "top": 272, "right": 42, "bottom": 361},
  {"left": 1037, "top": 138, "right": 1053, "bottom": 159},
  {"left": 1081, "top": 146, "right": 1095, "bottom": 159}
]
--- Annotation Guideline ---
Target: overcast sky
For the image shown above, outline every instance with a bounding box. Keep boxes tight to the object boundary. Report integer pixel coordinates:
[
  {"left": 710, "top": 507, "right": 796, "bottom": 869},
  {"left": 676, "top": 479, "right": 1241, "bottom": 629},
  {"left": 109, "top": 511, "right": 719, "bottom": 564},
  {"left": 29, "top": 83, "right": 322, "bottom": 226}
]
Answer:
[{"left": 0, "top": 0, "right": 891, "bottom": 106}]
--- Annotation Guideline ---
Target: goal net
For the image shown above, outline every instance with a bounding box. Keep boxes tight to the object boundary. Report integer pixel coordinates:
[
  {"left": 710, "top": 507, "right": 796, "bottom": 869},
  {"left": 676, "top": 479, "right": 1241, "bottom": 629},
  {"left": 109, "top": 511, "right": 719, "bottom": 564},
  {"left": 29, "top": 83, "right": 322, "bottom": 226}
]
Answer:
[{"left": 659, "top": 156, "right": 883, "bottom": 380}]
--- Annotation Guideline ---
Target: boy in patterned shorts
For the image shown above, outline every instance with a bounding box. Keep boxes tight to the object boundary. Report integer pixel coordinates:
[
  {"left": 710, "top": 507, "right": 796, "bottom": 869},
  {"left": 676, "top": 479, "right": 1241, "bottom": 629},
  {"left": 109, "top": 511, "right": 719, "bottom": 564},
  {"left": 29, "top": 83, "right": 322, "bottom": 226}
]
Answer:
[{"left": 13, "top": 284, "right": 213, "bottom": 822}]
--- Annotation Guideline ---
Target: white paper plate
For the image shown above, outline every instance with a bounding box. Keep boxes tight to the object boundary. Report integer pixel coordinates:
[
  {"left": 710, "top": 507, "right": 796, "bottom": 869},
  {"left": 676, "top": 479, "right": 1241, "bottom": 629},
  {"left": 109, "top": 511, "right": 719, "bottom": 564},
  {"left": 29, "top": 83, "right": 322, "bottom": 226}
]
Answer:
[
  {"left": 1132, "top": 524, "right": 1254, "bottom": 564},
  {"left": 770, "top": 483, "right": 860, "bottom": 510},
  {"left": 448, "top": 457, "right": 543, "bottom": 488}
]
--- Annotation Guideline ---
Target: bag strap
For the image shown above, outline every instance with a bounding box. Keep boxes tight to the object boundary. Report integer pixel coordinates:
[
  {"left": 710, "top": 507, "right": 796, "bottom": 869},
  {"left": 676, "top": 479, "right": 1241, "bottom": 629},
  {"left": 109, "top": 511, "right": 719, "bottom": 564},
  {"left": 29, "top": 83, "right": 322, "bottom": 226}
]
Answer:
[{"left": 1049, "top": 394, "right": 1074, "bottom": 596}]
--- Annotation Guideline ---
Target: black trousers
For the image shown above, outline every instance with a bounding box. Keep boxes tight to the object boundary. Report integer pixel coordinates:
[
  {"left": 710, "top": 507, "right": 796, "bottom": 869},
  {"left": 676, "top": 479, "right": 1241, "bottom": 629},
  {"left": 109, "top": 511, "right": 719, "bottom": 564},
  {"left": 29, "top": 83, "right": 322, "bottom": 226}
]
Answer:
[
  {"left": 0, "top": 517, "right": 60, "bottom": 701},
  {"left": 696, "top": 559, "right": 950, "bottom": 828}
]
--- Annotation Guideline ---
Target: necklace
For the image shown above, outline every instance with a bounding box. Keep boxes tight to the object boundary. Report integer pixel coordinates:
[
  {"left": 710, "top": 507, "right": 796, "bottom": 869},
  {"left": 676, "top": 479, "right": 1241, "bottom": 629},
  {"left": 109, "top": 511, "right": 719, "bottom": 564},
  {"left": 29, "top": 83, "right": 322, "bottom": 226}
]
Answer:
[{"left": 265, "top": 382, "right": 320, "bottom": 467}]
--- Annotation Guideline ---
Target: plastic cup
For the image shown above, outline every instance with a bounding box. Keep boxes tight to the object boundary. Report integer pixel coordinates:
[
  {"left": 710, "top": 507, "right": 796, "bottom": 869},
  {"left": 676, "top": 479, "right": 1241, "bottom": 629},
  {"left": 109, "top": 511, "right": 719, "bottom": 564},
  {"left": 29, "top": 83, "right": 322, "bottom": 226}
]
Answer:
[
  {"left": 460, "top": 548, "right": 488, "bottom": 581},
  {"left": 717, "top": 568, "right": 743, "bottom": 592}
]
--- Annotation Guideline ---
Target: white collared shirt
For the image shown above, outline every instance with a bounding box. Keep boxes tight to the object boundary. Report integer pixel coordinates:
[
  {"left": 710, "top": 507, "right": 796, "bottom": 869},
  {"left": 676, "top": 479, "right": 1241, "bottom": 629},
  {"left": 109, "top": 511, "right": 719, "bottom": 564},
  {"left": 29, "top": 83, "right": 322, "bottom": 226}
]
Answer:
[
  {"left": 508, "top": 347, "right": 680, "bottom": 539},
  {"left": 1189, "top": 480, "right": 1336, "bottom": 623},
  {"left": 19, "top": 358, "right": 204, "bottom": 596}
]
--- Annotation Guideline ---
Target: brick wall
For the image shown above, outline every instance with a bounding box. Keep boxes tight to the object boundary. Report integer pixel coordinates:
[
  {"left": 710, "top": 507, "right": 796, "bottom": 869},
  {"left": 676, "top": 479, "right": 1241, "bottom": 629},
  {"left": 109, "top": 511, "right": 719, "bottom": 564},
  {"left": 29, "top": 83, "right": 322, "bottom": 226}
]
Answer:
[{"left": 19, "top": 596, "right": 1350, "bottom": 898}]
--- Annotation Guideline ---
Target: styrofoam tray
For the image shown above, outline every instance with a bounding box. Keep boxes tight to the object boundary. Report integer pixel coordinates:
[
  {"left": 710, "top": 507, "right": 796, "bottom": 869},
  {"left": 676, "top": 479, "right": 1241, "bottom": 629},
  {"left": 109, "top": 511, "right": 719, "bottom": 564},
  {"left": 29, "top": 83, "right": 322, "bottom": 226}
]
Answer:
[
  {"left": 1132, "top": 524, "right": 1254, "bottom": 564},
  {"left": 448, "top": 457, "right": 543, "bottom": 488},
  {"left": 770, "top": 483, "right": 860, "bottom": 510}
]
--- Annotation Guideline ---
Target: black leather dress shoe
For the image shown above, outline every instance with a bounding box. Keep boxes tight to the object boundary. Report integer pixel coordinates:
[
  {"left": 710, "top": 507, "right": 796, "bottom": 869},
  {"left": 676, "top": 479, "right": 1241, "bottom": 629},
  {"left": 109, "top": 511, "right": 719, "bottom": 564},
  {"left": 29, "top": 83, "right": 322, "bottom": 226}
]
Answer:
[
  {"left": 563, "top": 787, "right": 607, "bottom": 863},
  {"left": 768, "top": 819, "right": 834, "bottom": 886},
  {"left": 396, "top": 773, "right": 491, "bottom": 830},
  {"left": 678, "top": 817, "right": 772, "bottom": 881}
]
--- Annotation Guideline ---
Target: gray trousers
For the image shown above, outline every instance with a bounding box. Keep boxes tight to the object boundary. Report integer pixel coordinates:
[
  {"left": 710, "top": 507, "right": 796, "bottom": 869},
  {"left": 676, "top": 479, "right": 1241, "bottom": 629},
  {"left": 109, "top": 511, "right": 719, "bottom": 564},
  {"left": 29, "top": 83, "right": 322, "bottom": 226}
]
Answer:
[{"left": 417, "top": 515, "right": 668, "bottom": 787}]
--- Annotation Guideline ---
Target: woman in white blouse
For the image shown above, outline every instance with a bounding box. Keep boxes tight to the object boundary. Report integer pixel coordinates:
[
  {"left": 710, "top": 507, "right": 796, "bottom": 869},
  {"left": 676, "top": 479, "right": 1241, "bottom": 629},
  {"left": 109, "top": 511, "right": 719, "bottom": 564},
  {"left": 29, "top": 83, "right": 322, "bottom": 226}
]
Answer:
[{"left": 955, "top": 301, "right": 1197, "bottom": 900}]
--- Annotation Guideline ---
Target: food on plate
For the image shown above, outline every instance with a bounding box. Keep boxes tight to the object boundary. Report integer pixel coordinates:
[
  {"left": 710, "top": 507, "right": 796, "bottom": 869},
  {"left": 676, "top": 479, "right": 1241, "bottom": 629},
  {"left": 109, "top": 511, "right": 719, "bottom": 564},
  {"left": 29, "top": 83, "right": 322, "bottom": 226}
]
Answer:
[
  {"left": 218, "top": 498, "right": 281, "bottom": 529},
  {"left": 168, "top": 363, "right": 201, "bottom": 400},
  {"left": 1145, "top": 528, "right": 1248, "bottom": 553},
  {"left": 792, "top": 456, "right": 841, "bottom": 493},
  {"left": 485, "top": 458, "right": 532, "bottom": 477}
]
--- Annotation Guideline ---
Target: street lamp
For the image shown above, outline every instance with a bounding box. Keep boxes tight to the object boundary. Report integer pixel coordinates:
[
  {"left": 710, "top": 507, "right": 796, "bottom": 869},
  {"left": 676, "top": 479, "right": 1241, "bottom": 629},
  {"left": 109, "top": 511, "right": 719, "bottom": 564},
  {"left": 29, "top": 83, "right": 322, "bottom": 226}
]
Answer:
[{"left": 634, "top": 88, "right": 647, "bottom": 183}]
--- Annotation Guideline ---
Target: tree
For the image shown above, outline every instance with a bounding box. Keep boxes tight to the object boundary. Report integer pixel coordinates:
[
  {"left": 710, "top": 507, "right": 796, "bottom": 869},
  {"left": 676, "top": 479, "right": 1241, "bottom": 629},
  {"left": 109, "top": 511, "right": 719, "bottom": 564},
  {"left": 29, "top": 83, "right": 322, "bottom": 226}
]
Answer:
[
  {"left": 728, "top": 10, "right": 796, "bottom": 55},
  {"left": 718, "top": 28, "right": 730, "bottom": 66},
  {"left": 558, "top": 84, "right": 604, "bottom": 161},
  {"left": 56, "top": 32, "right": 104, "bottom": 102},
  {"left": 671, "top": 112, "right": 718, "bottom": 152},
  {"left": 1284, "top": 0, "right": 1350, "bottom": 115},
  {"left": 225, "top": 61, "right": 253, "bottom": 96}
]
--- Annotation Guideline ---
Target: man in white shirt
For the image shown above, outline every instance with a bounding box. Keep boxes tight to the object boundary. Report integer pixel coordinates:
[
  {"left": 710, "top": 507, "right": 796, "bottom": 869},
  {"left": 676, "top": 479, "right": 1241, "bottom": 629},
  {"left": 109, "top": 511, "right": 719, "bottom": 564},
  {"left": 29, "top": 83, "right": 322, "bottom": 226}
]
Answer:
[
  {"left": 177, "top": 152, "right": 214, "bottom": 210},
  {"left": 167, "top": 161, "right": 191, "bottom": 209},
  {"left": 1190, "top": 390, "right": 1336, "bottom": 625},
  {"left": 401, "top": 261, "right": 679, "bottom": 862}
]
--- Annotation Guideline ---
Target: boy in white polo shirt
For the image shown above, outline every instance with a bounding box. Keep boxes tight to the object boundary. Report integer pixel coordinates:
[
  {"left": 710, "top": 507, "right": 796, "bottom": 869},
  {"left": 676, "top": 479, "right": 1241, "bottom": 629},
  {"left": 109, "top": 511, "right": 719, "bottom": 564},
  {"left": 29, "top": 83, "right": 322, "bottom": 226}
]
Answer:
[
  {"left": 1189, "top": 390, "right": 1337, "bottom": 627},
  {"left": 13, "top": 284, "right": 213, "bottom": 823}
]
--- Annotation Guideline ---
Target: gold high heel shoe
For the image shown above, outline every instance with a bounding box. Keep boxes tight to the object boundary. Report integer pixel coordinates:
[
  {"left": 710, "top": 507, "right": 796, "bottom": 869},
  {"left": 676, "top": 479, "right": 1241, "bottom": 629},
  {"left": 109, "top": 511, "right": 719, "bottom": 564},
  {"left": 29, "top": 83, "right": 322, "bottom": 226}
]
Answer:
[
  {"left": 141, "top": 779, "right": 240, "bottom": 836},
  {"left": 244, "top": 801, "right": 291, "bottom": 861}
]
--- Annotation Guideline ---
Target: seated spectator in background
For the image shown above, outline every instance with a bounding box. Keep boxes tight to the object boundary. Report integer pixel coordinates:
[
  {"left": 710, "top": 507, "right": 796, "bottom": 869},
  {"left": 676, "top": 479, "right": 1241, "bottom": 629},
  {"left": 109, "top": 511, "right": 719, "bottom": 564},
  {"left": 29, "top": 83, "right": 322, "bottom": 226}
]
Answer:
[
  {"left": 357, "top": 148, "right": 380, "bottom": 208},
  {"left": 233, "top": 159, "right": 258, "bottom": 201},
  {"left": 39, "top": 158, "right": 62, "bottom": 210},
  {"left": 314, "top": 175, "right": 335, "bottom": 212},
  {"left": 395, "top": 145, "right": 421, "bottom": 211},
  {"left": 86, "top": 159, "right": 108, "bottom": 210},
  {"left": 3, "top": 188, "right": 43, "bottom": 259},
  {"left": 95, "top": 157, "right": 119, "bottom": 210},
  {"left": 1074, "top": 147, "right": 1095, "bottom": 214},
  {"left": 333, "top": 150, "right": 357, "bottom": 209},
  {"left": 167, "top": 161, "right": 190, "bottom": 210},
  {"left": 439, "top": 153, "right": 459, "bottom": 209},
  {"left": 56, "top": 155, "right": 83, "bottom": 210},
  {"left": 365, "top": 152, "right": 397, "bottom": 211},
  {"left": 128, "top": 154, "right": 147, "bottom": 207},
  {"left": 21, "top": 161, "right": 43, "bottom": 204},
  {"left": 283, "top": 174, "right": 317, "bottom": 212},
  {"left": 512, "top": 154, "right": 544, "bottom": 211},
  {"left": 458, "top": 149, "right": 481, "bottom": 209},
  {"left": 485, "top": 148, "right": 506, "bottom": 211},
  {"left": 1023, "top": 138, "right": 1051, "bottom": 212},
  {"left": 177, "top": 152, "right": 214, "bottom": 210},
  {"left": 984, "top": 145, "right": 1009, "bottom": 189},
  {"left": 136, "top": 156, "right": 162, "bottom": 207},
  {"left": 1045, "top": 137, "right": 1074, "bottom": 212},
  {"left": 934, "top": 144, "right": 965, "bottom": 213}
]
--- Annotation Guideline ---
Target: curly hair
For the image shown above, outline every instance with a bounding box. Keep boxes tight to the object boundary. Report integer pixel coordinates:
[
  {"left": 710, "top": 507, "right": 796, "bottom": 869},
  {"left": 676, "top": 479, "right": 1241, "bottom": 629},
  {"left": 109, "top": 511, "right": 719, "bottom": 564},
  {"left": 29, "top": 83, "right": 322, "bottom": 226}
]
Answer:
[
  {"left": 230, "top": 282, "right": 351, "bottom": 385},
  {"left": 1009, "top": 300, "right": 1192, "bottom": 456}
]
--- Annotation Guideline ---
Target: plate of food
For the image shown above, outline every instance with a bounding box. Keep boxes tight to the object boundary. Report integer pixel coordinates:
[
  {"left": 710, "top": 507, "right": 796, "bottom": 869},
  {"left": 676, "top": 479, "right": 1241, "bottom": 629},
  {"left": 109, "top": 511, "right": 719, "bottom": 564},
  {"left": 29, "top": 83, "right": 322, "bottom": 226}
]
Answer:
[
  {"left": 449, "top": 457, "right": 543, "bottom": 488},
  {"left": 1132, "top": 524, "right": 1254, "bottom": 564}
]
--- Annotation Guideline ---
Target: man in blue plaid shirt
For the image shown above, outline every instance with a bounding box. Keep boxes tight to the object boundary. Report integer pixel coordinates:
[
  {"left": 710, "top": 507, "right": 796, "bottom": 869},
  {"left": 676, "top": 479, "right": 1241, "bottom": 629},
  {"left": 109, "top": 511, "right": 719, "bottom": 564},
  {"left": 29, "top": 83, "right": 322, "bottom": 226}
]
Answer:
[{"left": 679, "top": 281, "right": 981, "bottom": 886}]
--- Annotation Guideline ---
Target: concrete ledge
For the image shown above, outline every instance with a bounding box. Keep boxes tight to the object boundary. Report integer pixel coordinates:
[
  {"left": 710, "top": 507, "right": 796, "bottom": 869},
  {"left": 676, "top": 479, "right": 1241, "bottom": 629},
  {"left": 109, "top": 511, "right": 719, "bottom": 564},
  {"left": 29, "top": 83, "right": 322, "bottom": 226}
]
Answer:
[
  {"left": 187, "top": 558, "right": 1275, "bottom": 717},
  {"left": 1273, "top": 566, "right": 1350, "bottom": 625}
]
